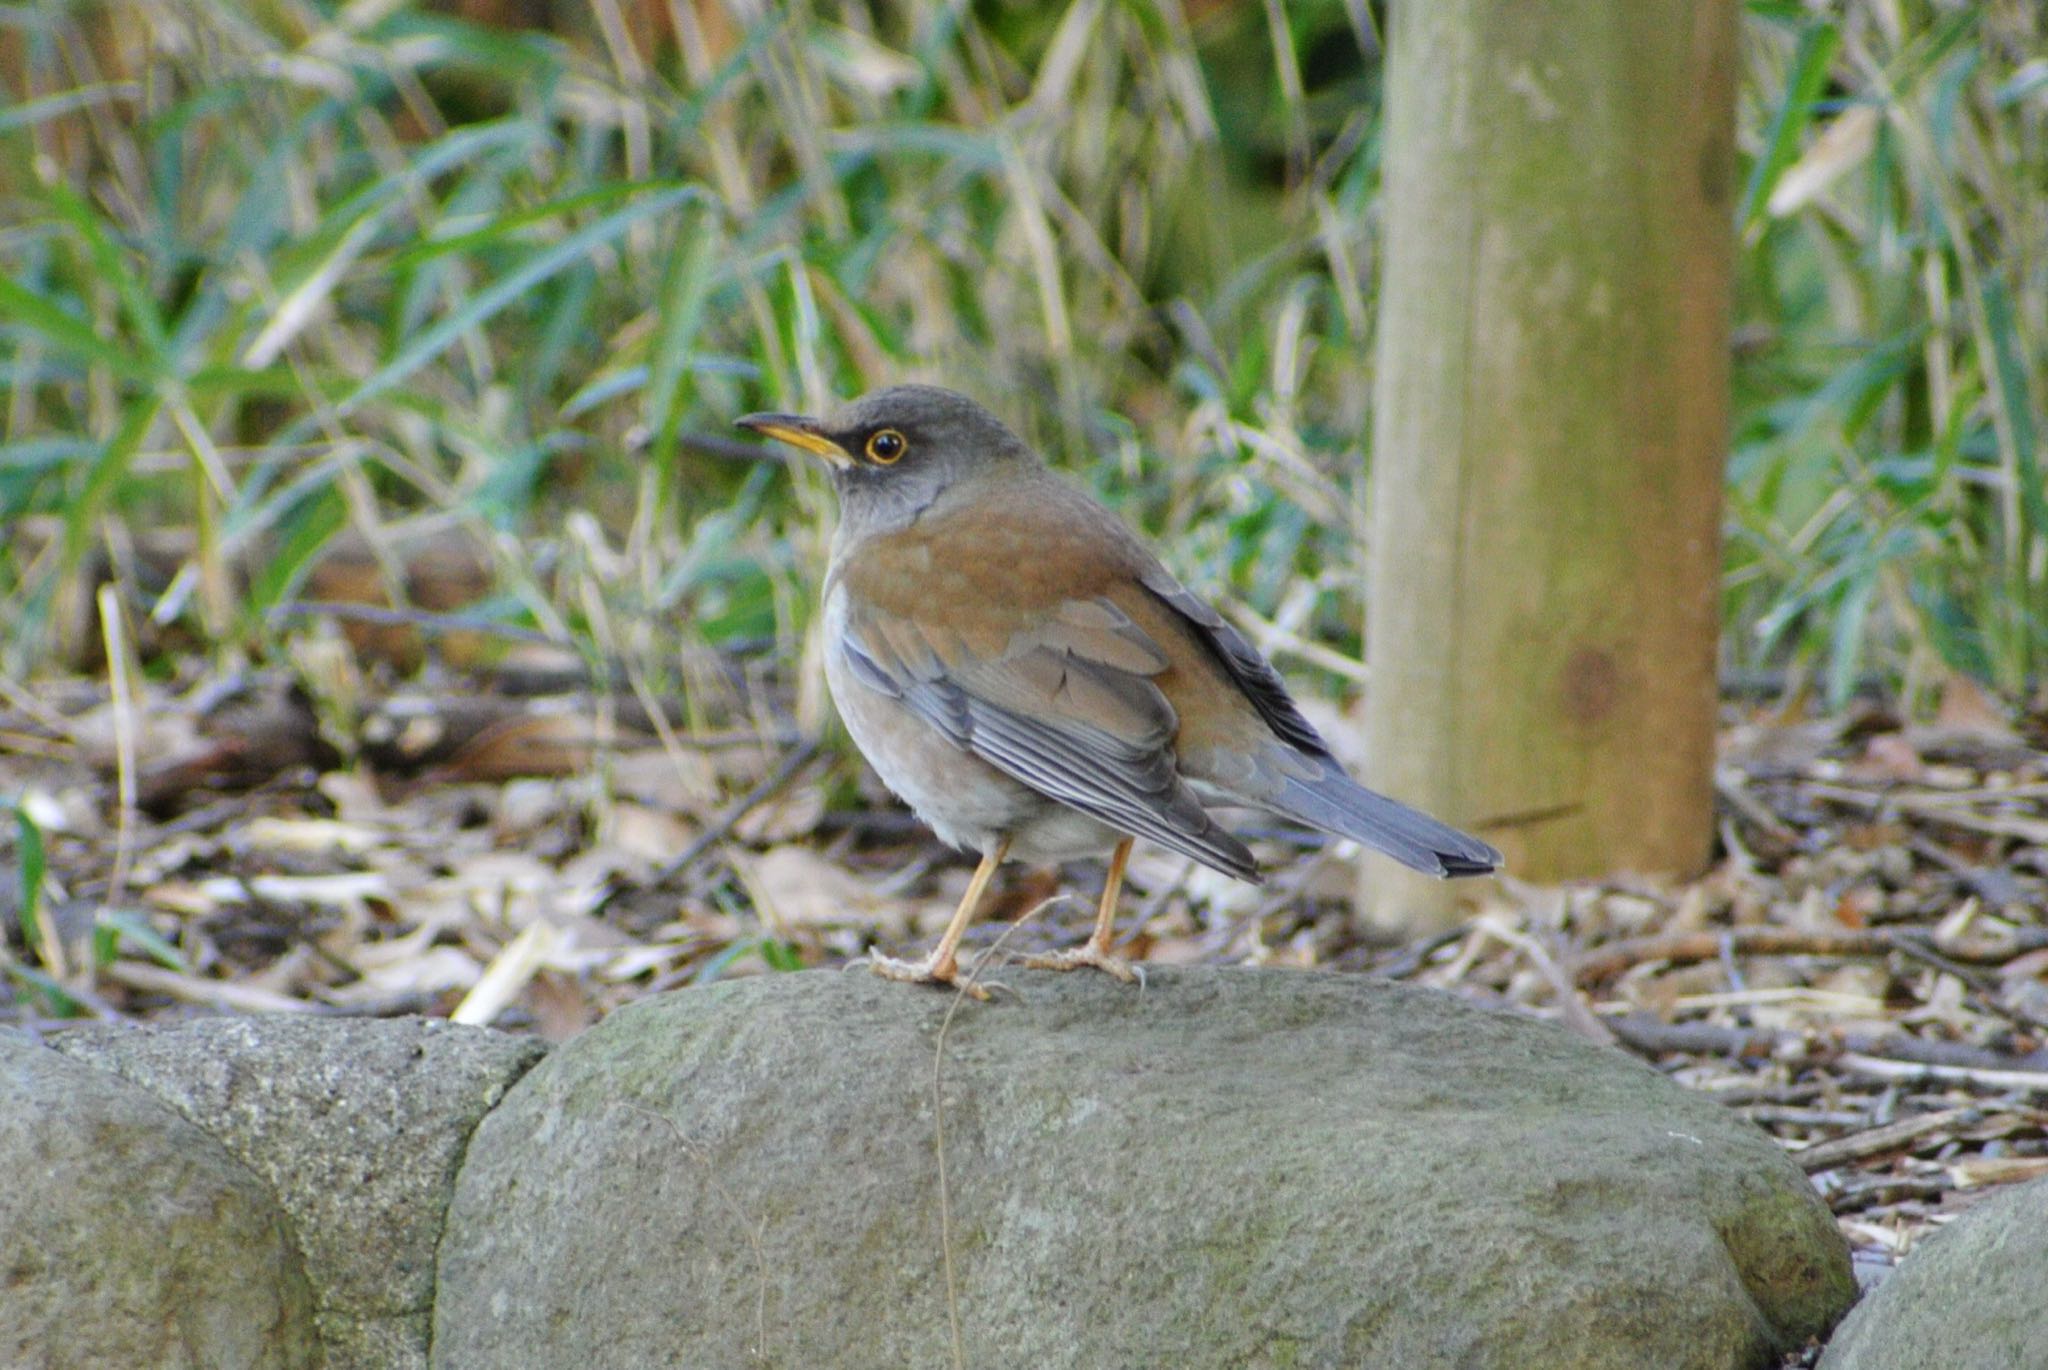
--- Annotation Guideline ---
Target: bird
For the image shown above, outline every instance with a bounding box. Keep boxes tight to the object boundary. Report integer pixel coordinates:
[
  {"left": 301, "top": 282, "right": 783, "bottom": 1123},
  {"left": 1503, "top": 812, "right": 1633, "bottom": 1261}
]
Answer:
[{"left": 736, "top": 385, "right": 1499, "bottom": 996}]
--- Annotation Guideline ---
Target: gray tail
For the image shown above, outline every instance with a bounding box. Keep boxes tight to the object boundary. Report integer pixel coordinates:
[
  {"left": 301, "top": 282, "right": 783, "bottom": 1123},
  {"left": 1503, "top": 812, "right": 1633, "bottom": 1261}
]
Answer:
[{"left": 1275, "top": 764, "right": 1500, "bottom": 878}]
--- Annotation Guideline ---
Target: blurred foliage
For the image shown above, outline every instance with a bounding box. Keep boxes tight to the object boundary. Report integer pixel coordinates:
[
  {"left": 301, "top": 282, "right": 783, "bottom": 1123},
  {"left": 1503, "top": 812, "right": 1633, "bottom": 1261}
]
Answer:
[
  {"left": 0, "top": 0, "right": 2042, "bottom": 712},
  {"left": 1731, "top": 0, "right": 2048, "bottom": 706}
]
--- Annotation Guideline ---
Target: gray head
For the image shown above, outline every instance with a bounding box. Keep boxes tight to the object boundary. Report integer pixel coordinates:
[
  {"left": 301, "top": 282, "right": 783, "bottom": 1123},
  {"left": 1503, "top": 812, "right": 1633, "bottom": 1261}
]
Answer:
[{"left": 735, "top": 385, "right": 1042, "bottom": 535}]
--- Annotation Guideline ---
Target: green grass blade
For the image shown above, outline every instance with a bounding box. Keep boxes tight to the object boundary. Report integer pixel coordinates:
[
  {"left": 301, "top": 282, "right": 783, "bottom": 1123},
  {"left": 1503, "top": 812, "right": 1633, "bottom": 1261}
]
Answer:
[
  {"left": 648, "top": 206, "right": 720, "bottom": 473},
  {"left": 12, "top": 803, "right": 47, "bottom": 960},
  {"left": 338, "top": 183, "right": 709, "bottom": 417},
  {"left": 0, "top": 277, "right": 158, "bottom": 381},
  {"left": 38, "top": 179, "right": 169, "bottom": 361},
  {"left": 1739, "top": 20, "right": 1841, "bottom": 235},
  {"left": 63, "top": 396, "right": 164, "bottom": 569},
  {"left": 94, "top": 909, "right": 187, "bottom": 972}
]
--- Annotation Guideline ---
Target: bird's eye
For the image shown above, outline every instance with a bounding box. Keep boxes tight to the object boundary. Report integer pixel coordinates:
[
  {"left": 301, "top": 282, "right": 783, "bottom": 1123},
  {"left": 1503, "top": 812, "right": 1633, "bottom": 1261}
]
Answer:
[{"left": 865, "top": 429, "right": 906, "bottom": 464}]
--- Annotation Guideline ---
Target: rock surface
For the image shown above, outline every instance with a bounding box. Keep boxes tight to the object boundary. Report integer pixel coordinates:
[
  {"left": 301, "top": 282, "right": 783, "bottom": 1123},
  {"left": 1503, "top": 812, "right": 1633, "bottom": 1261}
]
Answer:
[
  {"left": 434, "top": 966, "right": 1853, "bottom": 1369},
  {"left": 1819, "top": 1173, "right": 2048, "bottom": 1369},
  {"left": 50, "top": 1015, "right": 546, "bottom": 1370},
  {"left": 0, "top": 1031, "right": 319, "bottom": 1370}
]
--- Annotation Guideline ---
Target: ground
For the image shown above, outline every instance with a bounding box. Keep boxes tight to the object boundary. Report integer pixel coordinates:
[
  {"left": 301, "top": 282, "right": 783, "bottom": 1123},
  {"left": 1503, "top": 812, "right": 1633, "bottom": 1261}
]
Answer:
[{"left": 5, "top": 648, "right": 2046, "bottom": 1304}]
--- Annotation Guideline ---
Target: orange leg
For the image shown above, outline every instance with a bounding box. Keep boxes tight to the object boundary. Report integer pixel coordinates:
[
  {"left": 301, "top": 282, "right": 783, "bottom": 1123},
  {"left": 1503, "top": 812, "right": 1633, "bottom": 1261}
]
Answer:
[
  {"left": 1022, "top": 837, "right": 1139, "bottom": 983},
  {"left": 867, "top": 837, "right": 1010, "bottom": 998}
]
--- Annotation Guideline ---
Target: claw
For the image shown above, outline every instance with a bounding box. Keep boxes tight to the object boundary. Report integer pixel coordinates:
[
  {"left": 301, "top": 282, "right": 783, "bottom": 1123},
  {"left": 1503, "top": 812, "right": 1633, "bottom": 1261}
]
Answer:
[
  {"left": 1020, "top": 943, "right": 1140, "bottom": 983},
  {"left": 863, "top": 951, "right": 1007, "bottom": 1001}
]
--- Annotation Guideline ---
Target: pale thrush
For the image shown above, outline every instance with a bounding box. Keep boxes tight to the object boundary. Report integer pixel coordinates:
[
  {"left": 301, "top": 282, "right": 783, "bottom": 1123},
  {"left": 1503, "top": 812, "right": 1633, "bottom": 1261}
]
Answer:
[{"left": 738, "top": 385, "right": 1498, "bottom": 995}]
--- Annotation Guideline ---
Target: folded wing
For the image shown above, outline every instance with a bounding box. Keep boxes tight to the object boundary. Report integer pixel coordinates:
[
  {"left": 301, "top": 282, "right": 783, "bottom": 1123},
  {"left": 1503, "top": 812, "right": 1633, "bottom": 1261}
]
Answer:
[{"left": 839, "top": 595, "right": 1260, "bottom": 882}]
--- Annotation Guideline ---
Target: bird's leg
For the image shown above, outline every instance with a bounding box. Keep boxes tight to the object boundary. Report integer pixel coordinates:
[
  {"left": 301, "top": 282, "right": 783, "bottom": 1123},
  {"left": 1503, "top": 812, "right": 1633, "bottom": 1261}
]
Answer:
[
  {"left": 866, "top": 837, "right": 1011, "bottom": 999},
  {"left": 1022, "top": 837, "right": 1139, "bottom": 982}
]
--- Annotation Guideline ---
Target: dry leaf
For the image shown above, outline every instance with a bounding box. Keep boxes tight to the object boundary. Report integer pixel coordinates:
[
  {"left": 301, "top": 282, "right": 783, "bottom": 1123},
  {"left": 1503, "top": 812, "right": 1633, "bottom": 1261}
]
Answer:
[
  {"left": 324, "top": 946, "right": 481, "bottom": 1005},
  {"left": 732, "top": 784, "right": 826, "bottom": 845},
  {"left": 494, "top": 778, "right": 569, "bottom": 837},
  {"left": 440, "top": 713, "right": 607, "bottom": 781},
  {"left": 526, "top": 970, "right": 597, "bottom": 1041},
  {"left": 1850, "top": 733, "right": 1925, "bottom": 783},
  {"left": 1947, "top": 1156, "right": 2048, "bottom": 1188},
  {"left": 452, "top": 920, "right": 561, "bottom": 1025},
  {"left": 1934, "top": 671, "right": 2017, "bottom": 738},
  {"left": 232, "top": 816, "right": 385, "bottom": 855},
  {"left": 730, "top": 846, "right": 901, "bottom": 931},
  {"left": 611, "top": 747, "right": 719, "bottom": 813},
  {"left": 607, "top": 802, "right": 693, "bottom": 864}
]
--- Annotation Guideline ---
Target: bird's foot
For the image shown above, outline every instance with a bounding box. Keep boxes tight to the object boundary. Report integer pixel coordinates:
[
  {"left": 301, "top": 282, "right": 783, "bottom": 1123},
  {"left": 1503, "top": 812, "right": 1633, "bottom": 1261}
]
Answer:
[
  {"left": 1020, "top": 942, "right": 1144, "bottom": 985},
  {"left": 859, "top": 950, "right": 1008, "bottom": 1001}
]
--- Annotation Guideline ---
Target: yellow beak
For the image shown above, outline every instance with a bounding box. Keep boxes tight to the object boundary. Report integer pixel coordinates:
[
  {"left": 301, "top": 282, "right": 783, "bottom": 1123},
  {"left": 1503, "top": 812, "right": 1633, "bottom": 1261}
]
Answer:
[{"left": 734, "top": 412, "right": 853, "bottom": 468}]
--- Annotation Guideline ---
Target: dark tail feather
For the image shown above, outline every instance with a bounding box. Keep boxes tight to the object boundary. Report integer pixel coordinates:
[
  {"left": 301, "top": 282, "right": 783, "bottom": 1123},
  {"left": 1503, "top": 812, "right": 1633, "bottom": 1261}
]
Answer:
[{"left": 1275, "top": 765, "right": 1500, "bottom": 878}]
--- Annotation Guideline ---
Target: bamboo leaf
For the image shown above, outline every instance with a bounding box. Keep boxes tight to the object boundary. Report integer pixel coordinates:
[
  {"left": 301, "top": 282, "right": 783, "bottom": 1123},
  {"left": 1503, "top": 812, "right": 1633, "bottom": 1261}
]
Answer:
[
  {"left": 12, "top": 804, "right": 47, "bottom": 960},
  {"left": 1740, "top": 21, "right": 1841, "bottom": 235},
  {"left": 338, "top": 184, "right": 708, "bottom": 417},
  {"left": 0, "top": 277, "right": 157, "bottom": 381}
]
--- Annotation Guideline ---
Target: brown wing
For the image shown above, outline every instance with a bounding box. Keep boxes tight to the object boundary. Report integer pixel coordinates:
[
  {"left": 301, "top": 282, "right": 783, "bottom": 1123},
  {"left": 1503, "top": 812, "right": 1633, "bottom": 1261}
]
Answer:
[
  {"left": 1135, "top": 566, "right": 1334, "bottom": 760},
  {"left": 838, "top": 591, "right": 1259, "bottom": 881}
]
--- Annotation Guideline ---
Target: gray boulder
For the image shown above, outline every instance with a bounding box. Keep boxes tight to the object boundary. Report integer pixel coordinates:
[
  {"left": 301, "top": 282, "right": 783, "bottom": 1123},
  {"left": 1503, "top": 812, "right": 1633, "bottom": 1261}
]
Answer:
[
  {"left": 50, "top": 1015, "right": 545, "bottom": 1370},
  {"left": 1819, "top": 1174, "right": 2048, "bottom": 1369},
  {"left": 0, "top": 1031, "right": 319, "bottom": 1370},
  {"left": 434, "top": 966, "right": 1853, "bottom": 1369}
]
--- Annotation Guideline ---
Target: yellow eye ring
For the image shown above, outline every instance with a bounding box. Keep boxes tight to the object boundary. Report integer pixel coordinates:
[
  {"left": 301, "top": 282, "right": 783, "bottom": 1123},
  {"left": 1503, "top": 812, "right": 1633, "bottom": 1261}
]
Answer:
[{"left": 866, "top": 429, "right": 907, "bottom": 464}]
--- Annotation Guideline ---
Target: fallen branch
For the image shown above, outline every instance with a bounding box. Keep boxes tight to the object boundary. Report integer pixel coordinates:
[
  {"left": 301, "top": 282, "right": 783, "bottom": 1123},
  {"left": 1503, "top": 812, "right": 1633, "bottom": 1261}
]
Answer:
[
  {"left": 1835, "top": 1052, "right": 2048, "bottom": 1095},
  {"left": 1574, "top": 925, "right": 2048, "bottom": 986},
  {"left": 1603, "top": 1014, "right": 2048, "bottom": 1074},
  {"left": 1789, "top": 1107, "right": 1980, "bottom": 1172},
  {"left": 1805, "top": 780, "right": 2048, "bottom": 843}
]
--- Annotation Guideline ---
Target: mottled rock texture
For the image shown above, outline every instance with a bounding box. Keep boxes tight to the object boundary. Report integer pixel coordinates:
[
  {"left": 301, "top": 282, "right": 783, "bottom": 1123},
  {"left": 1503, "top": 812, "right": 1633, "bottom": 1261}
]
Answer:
[
  {"left": 434, "top": 967, "right": 1852, "bottom": 1369},
  {"left": 1820, "top": 1173, "right": 2048, "bottom": 1370}
]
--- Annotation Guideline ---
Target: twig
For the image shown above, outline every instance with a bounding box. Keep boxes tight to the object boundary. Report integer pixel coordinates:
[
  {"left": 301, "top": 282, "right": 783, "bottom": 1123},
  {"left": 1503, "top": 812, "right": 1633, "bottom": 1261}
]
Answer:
[
  {"left": 1790, "top": 1107, "right": 1980, "bottom": 1172},
  {"left": 1370, "top": 926, "right": 1469, "bottom": 980},
  {"left": 1805, "top": 780, "right": 2048, "bottom": 842},
  {"left": 1692, "top": 1079, "right": 1825, "bottom": 1107},
  {"left": 1948, "top": 1155, "right": 2048, "bottom": 1188},
  {"left": 1885, "top": 935, "right": 2048, "bottom": 1034},
  {"left": 1825, "top": 1174, "right": 1955, "bottom": 1208},
  {"left": 1713, "top": 766, "right": 1801, "bottom": 845},
  {"left": 1473, "top": 913, "right": 1614, "bottom": 1045},
  {"left": 1605, "top": 1015, "right": 1778, "bottom": 1059},
  {"left": 1836, "top": 1052, "right": 2048, "bottom": 1095},
  {"left": 1743, "top": 1105, "right": 1872, "bottom": 1127},
  {"left": 1908, "top": 837, "right": 2026, "bottom": 907},
  {"left": 102, "top": 960, "right": 322, "bottom": 1014},
  {"left": 594, "top": 738, "right": 821, "bottom": 913},
  {"left": 1574, "top": 925, "right": 2048, "bottom": 986},
  {"left": 1603, "top": 1014, "right": 2048, "bottom": 1074}
]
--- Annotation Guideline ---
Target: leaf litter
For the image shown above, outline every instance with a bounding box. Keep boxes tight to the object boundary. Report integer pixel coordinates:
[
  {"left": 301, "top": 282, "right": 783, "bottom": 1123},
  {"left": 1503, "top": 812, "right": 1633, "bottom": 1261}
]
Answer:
[{"left": 4, "top": 662, "right": 2046, "bottom": 1293}]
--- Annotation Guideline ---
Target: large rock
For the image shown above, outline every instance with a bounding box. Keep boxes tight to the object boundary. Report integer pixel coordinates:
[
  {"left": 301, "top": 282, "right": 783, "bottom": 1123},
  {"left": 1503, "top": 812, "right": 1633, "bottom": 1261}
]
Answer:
[
  {"left": 51, "top": 1015, "right": 545, "bottom": 1370},
  {"left": 1819, "top": 1174, "right": 2048, "bottom": 1369},
  {"left": 434, "top": 966, "right": 1853, "bottom": 1369},
  {"left": 0, "top": 1031, "right": 319, "bottom": 1370}
]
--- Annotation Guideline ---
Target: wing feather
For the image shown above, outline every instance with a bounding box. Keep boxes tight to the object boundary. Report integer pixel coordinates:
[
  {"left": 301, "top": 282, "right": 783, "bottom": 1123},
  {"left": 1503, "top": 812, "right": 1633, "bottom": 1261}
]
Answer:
[{"left": 841, "top": 603, "right": 1257, "bottom": 881}]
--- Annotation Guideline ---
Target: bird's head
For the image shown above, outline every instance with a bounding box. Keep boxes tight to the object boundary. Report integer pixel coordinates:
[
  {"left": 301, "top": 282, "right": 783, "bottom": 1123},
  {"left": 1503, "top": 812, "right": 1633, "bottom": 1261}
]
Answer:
[{"left": 736, "top": 384, "right": 1039, "bottom": 533}]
